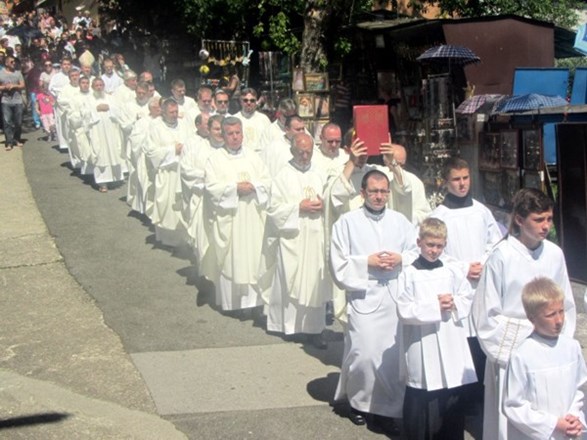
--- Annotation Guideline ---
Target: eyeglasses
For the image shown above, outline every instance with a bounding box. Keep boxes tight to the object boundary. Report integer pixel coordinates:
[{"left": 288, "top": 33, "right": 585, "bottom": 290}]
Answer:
[
  {"left": 241, "top": 98, "right": 256, "bottom": 103},
  {"left": 325, "top": 139, "right": 341, "bottom": 144},
  {"left": 366, "top": 189, "right": 390, "bottom": 195},
  {"left": 216, "top": 100, "right": 228, "bottom": 104}
]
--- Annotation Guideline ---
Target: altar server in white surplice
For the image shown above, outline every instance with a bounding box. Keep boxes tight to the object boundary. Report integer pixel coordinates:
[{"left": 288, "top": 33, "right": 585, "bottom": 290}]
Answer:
[
  {"left": 330, "top": 169, "right": 417, "bottom": 435},
  {"left": 145, "top": 98, "right": 191, "bottom": 246},
  {"left": 203, "top": 116, "right": 271, "bottom": 312},
  {"left": 261, "top": 132, "right": 330, "bottom": 349},
  {"left": 503, "top": 277, "right": 586, "bottom": 440},
  {"left": 326, "top": 134, "right": 411, "bottom": 324},
  {"left": 472, "top": 188, "right": 576, "bottom": 440},
  {"left": 87, "top": 77, "right": 125, "bottom": 193},
  {"left": 396, "top": 218, "right": 476, "bottom": 440}
]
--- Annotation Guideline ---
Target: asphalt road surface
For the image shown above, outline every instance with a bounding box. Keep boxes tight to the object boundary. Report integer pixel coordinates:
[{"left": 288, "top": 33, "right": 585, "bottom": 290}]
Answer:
[{"left": 22, "top": 130, "right": 484, "bottom": 439}]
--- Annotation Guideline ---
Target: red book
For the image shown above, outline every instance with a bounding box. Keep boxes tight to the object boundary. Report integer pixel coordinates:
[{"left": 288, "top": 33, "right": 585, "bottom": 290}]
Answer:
[{"left": 353, "top": 105, "right": 390, "bottom": 156}]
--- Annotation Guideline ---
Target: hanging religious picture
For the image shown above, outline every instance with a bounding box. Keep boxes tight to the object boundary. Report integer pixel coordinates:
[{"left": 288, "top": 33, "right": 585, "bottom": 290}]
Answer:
[
  {"left": 314, "top": 95, "right": 330, "bottom": 118},
  {"left": 292, "top": 67, "right": 305, "bottom": 91},
  {"left": 304, "top": 73, "right": 329, "bottom": 91},
  {"left": 297, "top": 93, "right": 314, "bottom": 118}
]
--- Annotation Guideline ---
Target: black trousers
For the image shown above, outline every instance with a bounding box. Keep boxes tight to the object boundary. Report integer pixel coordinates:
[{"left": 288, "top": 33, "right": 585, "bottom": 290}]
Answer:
[{"left": 403, "top": 385, "right": 467, "bottom": 440}]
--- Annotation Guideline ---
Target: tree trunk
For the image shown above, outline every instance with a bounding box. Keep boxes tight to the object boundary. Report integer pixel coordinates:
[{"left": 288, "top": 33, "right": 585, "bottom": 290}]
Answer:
[{"left": 300, "top": 0, "right": 332, "bottom": 71}]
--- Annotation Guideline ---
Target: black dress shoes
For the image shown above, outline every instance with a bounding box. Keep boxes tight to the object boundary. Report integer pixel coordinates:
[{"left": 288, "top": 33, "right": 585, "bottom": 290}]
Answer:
[
  {"left": 348, "top": 408, "right": 367, "bottom": 426},
  {"left": 371, "top": 415, "right": 401, "bottom": 436},
  {"left": 309, "top": 333, "right": 328, "bottom": 349}
]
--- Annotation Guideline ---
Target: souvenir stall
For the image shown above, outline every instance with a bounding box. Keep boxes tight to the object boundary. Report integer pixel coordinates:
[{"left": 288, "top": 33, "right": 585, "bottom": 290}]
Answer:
[
  {"left": 257, "top": 52, "right": 291, "bottom": 118},
  {"left": 198, "top": 39, "right": 251, "bottom": 89}
]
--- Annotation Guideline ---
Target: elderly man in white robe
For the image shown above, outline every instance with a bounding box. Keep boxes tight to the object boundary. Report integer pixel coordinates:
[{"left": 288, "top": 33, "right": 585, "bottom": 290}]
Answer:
[
  {"left": 128, "top": 97, "right": 161, "bottom": 217},
  {"left": 312, "top": 122, "right": 348, "bottom": 181},
  {"left": 87, "top": 77, "right": 126, "bottom": 193},
  {"left": 145, "top": 98, "right": 191, "bottom": 247},
  {"left": 234, "top": 87, "right": 271, "bottom": 152},
  {"left": 261, "top": 132, "right": 329, "bottom": 349},
  {"left": 202, "top": 116, "right": 271, "bottom": 315},
  {"left": 49, "top": 57, "right": 73, "bottom": 151},
  {"left": 331, "top": 169, "right": 417, "bottom": 435}
]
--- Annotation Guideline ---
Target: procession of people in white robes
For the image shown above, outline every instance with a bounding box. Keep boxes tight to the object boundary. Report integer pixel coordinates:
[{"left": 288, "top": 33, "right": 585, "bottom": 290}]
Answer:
[{"left": 44, "top": 63, "right": 586, "bottom": 439}]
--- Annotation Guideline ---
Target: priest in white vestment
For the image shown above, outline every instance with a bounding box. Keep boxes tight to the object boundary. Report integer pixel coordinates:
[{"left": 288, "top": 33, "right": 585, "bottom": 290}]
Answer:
[
  {"left": 120, "top": 82, "right": 150, "bottom": 210},
  {"left": 234, "top": 88, "right": 271, "bottom": 152},
  {"left": 67, "top": 75, "right": 94, "bottom": 176},
  {"left": 312, "top": 122, "right": 348, "bottom": 181},
  {"left": 472, "top": 188, "right": 576, "bottom": 440},
  {"left": 261, "top": 133, "right": 330, "bottom": 348},
  {"left": 202, "top": 116, "right": 271, "bottom": 311},
  {"left": 260, "top": 114, "right": 306, "bottom": 177},
  {"left": 390, "top": 144, "right": 431, "bottom": 225},
  {"left": 179, "top": 113, "right": 218, "bottom": 258},
  {"left": 170, "top": 78, "right": 198, "bottom": 121},
  {"left": 330, "top": 169, "right": 417, "bottom": 434},
  {"left": 57, "top": 69, "right": 81, "bottom": 168},
  {"left": 257, "top": 97, "right": 297, "bottom": 155},
  {"left": 145, "top": 98, "right": 191, "bottom": 246},
  {"left": 48, "top": 57, "right": 72, "bottom": 150},
  {"left": 127, "top": 96, "right": 160, "bottom": 216},
  {"left": 87, "top": 77, "right": 125, "bottom": 192}
]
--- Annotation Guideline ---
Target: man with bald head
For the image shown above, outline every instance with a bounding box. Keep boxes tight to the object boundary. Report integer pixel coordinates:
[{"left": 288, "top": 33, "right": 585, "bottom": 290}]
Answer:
[
  {"left": 313, "top": 122, "right": 348, "bottom": 180},
  {"left": 389, "top": 143, "right": 431, "bottom": 225},
  {"left": 261, "top": 132, "right": 330, "bottom": 348}
]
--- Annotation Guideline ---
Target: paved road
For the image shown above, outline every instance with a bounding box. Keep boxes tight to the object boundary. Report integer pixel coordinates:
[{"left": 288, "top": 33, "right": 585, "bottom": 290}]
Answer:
[
  {"left": 20, "top": 131, "right": 394, "bottom": 439},
  {"left": 17, "top": 129, "right": 587, "bottom": 439}
]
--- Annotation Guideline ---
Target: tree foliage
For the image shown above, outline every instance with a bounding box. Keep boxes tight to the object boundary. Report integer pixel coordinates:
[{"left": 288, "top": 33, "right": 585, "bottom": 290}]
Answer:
[{"left": 419, "top": 0, "right": 581, "bottom": 29}]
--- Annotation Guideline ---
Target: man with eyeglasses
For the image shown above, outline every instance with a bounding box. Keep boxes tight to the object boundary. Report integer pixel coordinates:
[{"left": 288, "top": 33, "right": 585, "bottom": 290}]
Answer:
[
  {"left": 234, "top": 87, "right": 270, "bottom": 152},
  {"left": 213, "top": 89, "right": 229, "bottom": 115},
  {"left": 0, "top": 55, "right": 25, "bottom": 150},
  {"left": 331, "top": 169, "right": 417, "bottom": 436}
]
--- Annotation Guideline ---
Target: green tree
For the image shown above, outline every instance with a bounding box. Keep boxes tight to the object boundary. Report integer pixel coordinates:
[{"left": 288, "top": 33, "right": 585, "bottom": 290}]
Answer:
[{"left": 419, "top": 0, "right": 580, "bottom": 29}]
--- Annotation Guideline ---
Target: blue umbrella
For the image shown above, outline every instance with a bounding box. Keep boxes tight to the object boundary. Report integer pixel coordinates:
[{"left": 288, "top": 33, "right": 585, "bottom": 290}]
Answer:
[
  {"left": 495, "top": 93, "right": 567, "bottom": 113},
  {"left": 417, "top": 45, "right": 481, "bottom": 66}
]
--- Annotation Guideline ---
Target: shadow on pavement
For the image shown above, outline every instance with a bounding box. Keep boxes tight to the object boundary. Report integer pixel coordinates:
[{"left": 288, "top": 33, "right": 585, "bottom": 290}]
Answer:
[{"left": 0, "top": 412, "right": 70, "bottom": 429}]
